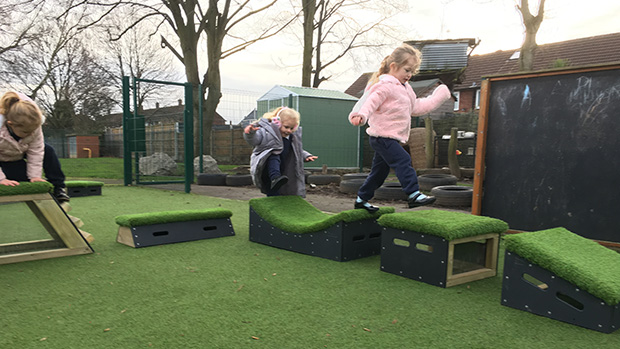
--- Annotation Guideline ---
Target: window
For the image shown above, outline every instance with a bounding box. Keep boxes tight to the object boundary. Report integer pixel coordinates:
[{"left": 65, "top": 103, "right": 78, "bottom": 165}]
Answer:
[
  {"left": 475, "top": 89, "right": 481, "bottom": 109},
  {"left": 453, "top": 91, "right": 460, "bottom": 111}
]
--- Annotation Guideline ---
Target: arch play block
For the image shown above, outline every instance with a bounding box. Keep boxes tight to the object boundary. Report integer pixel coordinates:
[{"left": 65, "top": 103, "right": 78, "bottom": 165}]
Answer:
[
  {"left": 0, "top": 182, "right": 93, "bottom": 265},
  {"left": 115, "top": 208, "right": 235, "bottom": 248},
  {"left": 248, "top": 196, "right": 394, "bottom": 261},
  {"left": 65, "top": 181, "right": 104, "bottom": 197},
  {"left": 377, "top": 210, "right": 508, "bottom": 287},
  {"left": 501, "top": 227, "right": 620, "bottom": 333}
]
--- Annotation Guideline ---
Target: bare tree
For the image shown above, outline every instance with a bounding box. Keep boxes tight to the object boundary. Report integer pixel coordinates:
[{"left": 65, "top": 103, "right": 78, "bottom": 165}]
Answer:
[
  {"left": 78, "top": 0, "right": 295, "bottom": 155},
  {"left": 100, "top": 9, "right": 182, "bottom": 111},
  {"left": 298, "top": 0, "right": 404, "bottom": 88},
  {"left": 2, "top": 2, "right": 94, "bottom": 101},
  {"left": 0, "top": 0, "right": 44, "bottom": 56},
  {"left": 517, "top": 0, "right": 546, "bottom": 71}
]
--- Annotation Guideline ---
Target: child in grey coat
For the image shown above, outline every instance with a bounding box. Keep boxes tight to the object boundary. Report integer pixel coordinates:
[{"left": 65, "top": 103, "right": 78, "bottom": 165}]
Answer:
[{"left": 243, "top": 107, "right": 317, "bottom": 197}]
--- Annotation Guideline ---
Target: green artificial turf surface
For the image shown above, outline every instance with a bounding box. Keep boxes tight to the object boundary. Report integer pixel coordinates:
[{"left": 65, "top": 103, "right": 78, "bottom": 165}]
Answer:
[
  {"left": 377, "top": 209, "right": 509, "bottom": 240},
  {"left": 0, "top": 181, "right": 53, "bottom": 196},
  {"left": 65, "top": 180, "right": 104, "bottom": 188},
  {"left": 1, "top": 186, "right": 618, "bottom": 348},
  {"left": 504, "top": 227, "right": 620, "bottom": 306},
  {"left": 250, "top": 195, "right": 395, "bottom": 234},
  {"left": 115, "top": 208, "right": 233, "bottom": 227}
]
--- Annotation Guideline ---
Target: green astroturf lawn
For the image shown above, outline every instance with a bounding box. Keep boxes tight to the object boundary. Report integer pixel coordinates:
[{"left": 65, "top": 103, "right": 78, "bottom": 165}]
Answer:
[{"left": 1, "top": 186, "right": 618, "bottom": 348}]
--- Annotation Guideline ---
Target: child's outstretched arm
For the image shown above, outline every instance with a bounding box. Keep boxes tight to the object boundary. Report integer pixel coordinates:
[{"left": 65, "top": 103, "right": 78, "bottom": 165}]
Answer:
[
  {"left": 348, "top": 85, "right": 388, "bottom": 126},
  {"left": 243, "top": 122, "right": 264, "bottom": 146},
  {"left": 411, "top": 85, "right": 452, "bottom": 116},
  {"left": 302, "top": 150, "right": 317, "bottom": 162}
]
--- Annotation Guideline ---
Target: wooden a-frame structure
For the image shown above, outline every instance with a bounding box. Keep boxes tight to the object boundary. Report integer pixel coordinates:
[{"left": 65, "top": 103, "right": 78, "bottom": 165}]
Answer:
[{"left": 0, "top": 183, "right": 93, "bottom": 265}]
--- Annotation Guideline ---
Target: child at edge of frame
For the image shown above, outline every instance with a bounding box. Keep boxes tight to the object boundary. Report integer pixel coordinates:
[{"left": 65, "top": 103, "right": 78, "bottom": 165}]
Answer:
[
  {"left": 349, "top": 43, "right": 452, "bottom": 212},
  {"left": 243, "top": 106, "right": 318, "bottom": 197},
  {"left": 0, "top": 91, "right": 70, "bottom": 203}
]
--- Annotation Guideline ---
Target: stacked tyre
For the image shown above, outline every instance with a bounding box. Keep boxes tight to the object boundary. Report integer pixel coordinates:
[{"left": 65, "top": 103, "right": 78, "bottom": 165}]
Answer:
[
  {"left": 196, "top": 173, "right": 227, "bottom": 186},
  {"left": 338, "top": 173, "right": 368, "bottom": 194},
  {"left": 430, "top": 185, "right": 473, "bottom": 207},
  {"left": 418, "top": 174, "right": 458, "bottom": 192}
]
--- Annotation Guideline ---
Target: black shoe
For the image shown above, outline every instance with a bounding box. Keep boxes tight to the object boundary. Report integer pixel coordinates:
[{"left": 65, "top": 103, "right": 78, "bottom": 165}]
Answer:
[
  {"left": 270, "top": 175, "right": 288, "bottom": 192},
  {"left": 408, "top": 193, "right": 435, "bottom": 208},
  {"left": 354, "top": 201, "right": 380, "bottom": 213},
  {"left": 54, "top": 186, "right": 70, "bottom": 203}
]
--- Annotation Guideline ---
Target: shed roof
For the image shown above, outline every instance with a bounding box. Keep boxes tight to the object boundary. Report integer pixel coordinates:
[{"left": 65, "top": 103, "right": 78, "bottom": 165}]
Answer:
[{"left": 258, "top": 85, "right": 358, "bottom": 101}]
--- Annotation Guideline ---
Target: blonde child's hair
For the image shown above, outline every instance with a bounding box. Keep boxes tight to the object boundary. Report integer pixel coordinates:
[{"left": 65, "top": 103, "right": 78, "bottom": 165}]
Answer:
[
  {"left": 0, "top": 91, "right": 44, "bottom": 130},
  {"left": 262, "top": 106, "right": 300, "bottom": 125},
  {"left": 368, "top": 43, "right": 422, "bottom": 86}
]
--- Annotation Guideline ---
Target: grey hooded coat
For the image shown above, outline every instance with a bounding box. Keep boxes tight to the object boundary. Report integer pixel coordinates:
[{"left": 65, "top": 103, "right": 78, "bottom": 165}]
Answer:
[{"left": 243, "top": 118, "right": 312, "bottom": 197}]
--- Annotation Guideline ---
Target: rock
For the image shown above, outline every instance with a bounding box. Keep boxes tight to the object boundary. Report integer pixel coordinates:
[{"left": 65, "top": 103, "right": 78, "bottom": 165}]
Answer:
[
  {"left": 194, "top": 155, "right": 222, "bottom": 174},
  {"left": 139, "top": 152, "right": 177, "bottom": 176}
]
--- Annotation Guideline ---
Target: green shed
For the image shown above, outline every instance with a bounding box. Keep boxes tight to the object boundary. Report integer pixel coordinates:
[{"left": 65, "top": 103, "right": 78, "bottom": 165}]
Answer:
[{"left": 257, "top": 85, "right": 360, "bottom": 169}]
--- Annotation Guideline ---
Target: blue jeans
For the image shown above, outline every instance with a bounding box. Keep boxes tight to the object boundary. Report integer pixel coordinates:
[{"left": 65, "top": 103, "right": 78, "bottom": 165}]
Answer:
[{"left": 357, "top": 136, "right": 419, "bottom": 201}]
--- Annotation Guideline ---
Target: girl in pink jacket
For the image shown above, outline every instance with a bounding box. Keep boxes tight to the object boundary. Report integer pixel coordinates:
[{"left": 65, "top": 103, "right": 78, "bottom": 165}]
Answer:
[
  {"left": 349, "top": 44, "right": 451, "bottom": 212},
  {"left": 0, "top": 91, "right": 70, "bottom": 202}
]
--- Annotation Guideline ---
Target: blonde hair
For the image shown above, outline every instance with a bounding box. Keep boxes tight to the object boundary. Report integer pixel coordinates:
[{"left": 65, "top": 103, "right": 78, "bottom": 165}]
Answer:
[
  {"left": 262, "top": 106, "right": 300, "bottom": 125},
  {"left": 368, "top": 43, "right": 422, "bottom": 86},
  {"left": 0, "top": 91, "right": 43, "bottom": 130}
]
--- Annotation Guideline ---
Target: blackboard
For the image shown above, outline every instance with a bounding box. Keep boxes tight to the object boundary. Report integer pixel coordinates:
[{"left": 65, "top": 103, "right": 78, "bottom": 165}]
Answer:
[{"left": 474, "top": 64, "right": 620, "bottom": 243}]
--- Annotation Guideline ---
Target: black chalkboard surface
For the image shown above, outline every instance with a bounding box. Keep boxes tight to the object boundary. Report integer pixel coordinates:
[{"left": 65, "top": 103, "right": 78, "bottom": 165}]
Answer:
[{"left": 475, "top": 64, "right": 620, "bottom": 243}]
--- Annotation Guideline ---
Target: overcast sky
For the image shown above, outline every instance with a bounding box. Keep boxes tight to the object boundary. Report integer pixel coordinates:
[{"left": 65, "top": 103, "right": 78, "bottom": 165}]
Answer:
[{"left": 217, "top": 0, "right": 620, "bottom": 95}]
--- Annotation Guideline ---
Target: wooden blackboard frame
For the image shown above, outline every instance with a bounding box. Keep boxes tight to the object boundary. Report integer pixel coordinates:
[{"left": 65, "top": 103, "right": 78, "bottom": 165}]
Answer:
[{"left": 472, "top": 63, "right": 620, "bottom": 246}]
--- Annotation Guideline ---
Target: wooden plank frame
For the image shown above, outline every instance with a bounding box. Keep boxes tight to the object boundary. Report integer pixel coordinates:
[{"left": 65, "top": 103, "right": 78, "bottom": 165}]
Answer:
[
  {"left": 472, "top": 64, "right": 620, "bottom": 249},
  {"left": 445, "top": 232, "right": 499, "bottom": 287},
  {"left": 0, "top": 193, "right": 93, "bottom": 265}
]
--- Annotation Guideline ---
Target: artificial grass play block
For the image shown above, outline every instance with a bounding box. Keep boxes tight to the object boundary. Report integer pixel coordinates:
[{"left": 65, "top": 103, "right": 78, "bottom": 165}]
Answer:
[
  {"left": 0, "top": 182, "right": 93, "bottom": 265},
  {"left": 65, "top": 180, "right": 104, "bottom": 197},
  {"left": 115, "top": 208, "right": 235, "bottom": 248},
  {"left": 501, "top": 227, "right": 620, "bottom": 333},
  {"left": 249, "top": 196, "right": 395, "bottom": 261},
  {"left": 0, "top": 181, "right": 52, "bottom": 196},
  {"left": 377, "top": 210, "right": 509, "bottom": 287}
]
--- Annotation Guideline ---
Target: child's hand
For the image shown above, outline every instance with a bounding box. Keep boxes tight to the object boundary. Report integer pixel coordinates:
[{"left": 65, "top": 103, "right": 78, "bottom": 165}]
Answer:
[
  {"left": 350, "top": 115, "right": 364, "bottom": 126},
  {"left": 244, "top": 124, "right": 260, "bottom": 134},
  {"left": 0, "top": 179, "right": 20, "bottom": 186},
  {"left": 30, "top": 177, "right": 47, "bottom": 183},
  {"left": 305, "top": 155, "right": 318, "bottom": 162}
]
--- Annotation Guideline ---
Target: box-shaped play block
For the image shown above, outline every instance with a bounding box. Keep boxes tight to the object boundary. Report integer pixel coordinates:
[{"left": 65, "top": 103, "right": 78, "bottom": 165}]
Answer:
[
  {"left": 502, "top": 228, "right": 620, "bottom": 333},
  {"left": 377, "top": 210, "right": 508, "bottom": 287},
  {"left": 66, "top": 181, "right": 104, "bottom": 197},
  {"left": 115, "top": 208, "right": 235, "bottom": 248},
  {"left": 249, "top": 196, "right": 394, "bottom": 262}
]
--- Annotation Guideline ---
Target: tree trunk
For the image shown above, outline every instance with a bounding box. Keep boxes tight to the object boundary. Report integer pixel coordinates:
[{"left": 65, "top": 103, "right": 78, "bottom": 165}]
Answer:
[
  {"left": 518, "top": 0, "right": 546, "bottom": 72},
  {"left": 301, "top": 0, "right": 316, "bottom": 87}
]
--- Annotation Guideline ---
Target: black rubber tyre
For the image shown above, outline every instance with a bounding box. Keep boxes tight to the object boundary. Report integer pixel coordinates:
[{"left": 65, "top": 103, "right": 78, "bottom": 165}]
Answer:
[
  {"left": 304, "top": 170, "right": 311, "bottom": 183},
  {"left": 225, "top": 174, "right": 253, "bottom": 186},
  {"left": 339, "top": 179, "right": 366, "bottom": 194},
  {"left": 342, "top": 173, "right": 369, "bottom": 181},
  {"left": 308, "top": 174, "right": 341, "bottom": 185},
  {"left": 196, "top": 173, "right": 227, "bottom": 186},
  {"left": 374, "top": 182, "right": 408, "bottom": 200},
  {"left": 430, "top": 185, "right": 473, "bottom": 207},
  {"left": 418, "top": 174, "right": 458, "bottom": 191}
]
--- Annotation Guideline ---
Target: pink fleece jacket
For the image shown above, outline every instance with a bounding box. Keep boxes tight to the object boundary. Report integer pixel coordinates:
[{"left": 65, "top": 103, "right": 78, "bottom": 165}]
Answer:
[
  {"left": 349, "top": 74, "right": 451, "bottom": 143},
  {"left": 0, "top": 93, "right": 45, "bottom": 182}
]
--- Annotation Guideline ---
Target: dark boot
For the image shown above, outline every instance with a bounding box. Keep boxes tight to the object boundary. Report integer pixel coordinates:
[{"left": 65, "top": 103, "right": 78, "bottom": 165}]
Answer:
[
  {"left": 270, "top": 175, "right": 288, "bottom": 192},
  {"left": 53, "top": 186, "right": 70, "bottom": 203}
]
